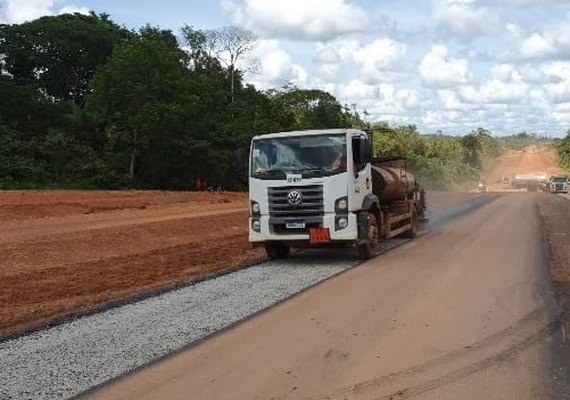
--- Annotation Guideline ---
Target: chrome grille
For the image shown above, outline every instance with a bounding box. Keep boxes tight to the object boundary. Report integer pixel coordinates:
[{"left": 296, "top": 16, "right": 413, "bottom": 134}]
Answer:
[{"left": 268, "top": 185, "right": 324, "bottom": 218}]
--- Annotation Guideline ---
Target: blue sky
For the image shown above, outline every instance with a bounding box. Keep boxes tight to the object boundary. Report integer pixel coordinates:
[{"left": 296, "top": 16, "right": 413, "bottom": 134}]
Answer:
[{"left": 2, "top": 0, "right": 570, "bottom": 136}]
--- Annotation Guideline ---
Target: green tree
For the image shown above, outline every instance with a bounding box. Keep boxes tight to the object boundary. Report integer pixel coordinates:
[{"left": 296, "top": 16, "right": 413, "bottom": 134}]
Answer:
[
  {"left": 269, "top": 88, "right": 353, "bottom": 130},
  {"left": 181, "top": 25, "right": 257, "bottom": 103},
  {"left": 0, "top": 12, "right": 131, "bottom": 106},
  {"left": 0, "top": 76, "right": 68, "bottom": 135},
  {"left": 87, "top": 35, "right": 190, "bottom": 187},
  {"left": 461, "top": 132, "right": 483, "bottom": 169},
  {"left": 556, "top": 129, "right": 570, "bottom": 170}
]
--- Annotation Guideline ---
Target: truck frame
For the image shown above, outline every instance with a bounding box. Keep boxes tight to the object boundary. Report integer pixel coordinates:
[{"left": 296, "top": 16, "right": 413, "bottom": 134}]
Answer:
[{"left": 248, "top": 129, "right": 427, "bottom": 260}]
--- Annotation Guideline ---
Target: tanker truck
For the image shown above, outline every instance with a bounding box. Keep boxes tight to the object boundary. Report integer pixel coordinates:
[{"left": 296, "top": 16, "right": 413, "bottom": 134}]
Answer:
[
  {"left": 512, "top": 173, "right": 548, "bottom": 192},
  {"left": 248, "top": 128, "right": 427, "bottom": 260}
]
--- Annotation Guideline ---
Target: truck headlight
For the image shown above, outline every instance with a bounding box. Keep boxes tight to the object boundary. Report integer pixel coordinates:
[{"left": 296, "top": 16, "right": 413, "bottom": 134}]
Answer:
[
  {"left": 252, "top": 219, "right": 261, "bottom": 232},
  {"left": 335, "top": 197, "right": 348, "bottom": 212},
  {"left": 251, "top": 201, "right": 260, "bottom": 215}
]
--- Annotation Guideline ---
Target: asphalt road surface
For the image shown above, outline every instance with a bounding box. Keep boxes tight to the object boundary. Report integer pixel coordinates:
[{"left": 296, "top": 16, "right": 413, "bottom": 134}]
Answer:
[{"left": 89, "top": 193, "right": 569, "bottom": 400}]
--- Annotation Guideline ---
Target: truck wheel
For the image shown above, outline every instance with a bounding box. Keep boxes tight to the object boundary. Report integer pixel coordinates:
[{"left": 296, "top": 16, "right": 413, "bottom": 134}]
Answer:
[
  {"left": 264, "top": 243, "right": 290, "bottom": 260},
  {"left": 403, "top": 209, "right": 419, "bottom": 238},
  {"left": 357, "top": 211, "right": 379, "bottom": 260}
]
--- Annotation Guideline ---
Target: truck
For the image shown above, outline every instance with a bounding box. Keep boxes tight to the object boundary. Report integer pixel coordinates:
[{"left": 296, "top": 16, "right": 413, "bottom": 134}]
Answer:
[
  {"left": 248, "top": 129, "right": 427, "bottom": 260},
  {"left": 548, "top": 175, "right": 568, "bottom": 194},
  {"left": 512, "top": 173, "right": 548, "bottom": 192}
]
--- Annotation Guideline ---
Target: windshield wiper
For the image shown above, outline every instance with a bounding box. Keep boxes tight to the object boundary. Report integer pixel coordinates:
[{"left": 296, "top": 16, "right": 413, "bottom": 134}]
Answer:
[
  {"left": 299, "top": 167, "right": 335, "bottom": 177},
  {"left": 253, "top": 168, "right": 285, "bottom": 177}
]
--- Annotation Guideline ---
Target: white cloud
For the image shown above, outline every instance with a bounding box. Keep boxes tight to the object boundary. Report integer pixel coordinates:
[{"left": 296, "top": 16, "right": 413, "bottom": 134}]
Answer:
[
  {"left": 512, "top": 14, "right": 570, "bottom": 60},
  {"left": 418, "top": 45, "right": 472, "bottom": 88},
  {"left": 519, "top": 66, "right": 562, "bottom": 84},
  {"left": 0, "top": 0, "right": 89, "bottom": 24},
  {"left": 316, "top": 64, "right": 343, "bottom": 81},
  {"left": 459, "top": 78, "right": 529, "bottom": 104},
  {"left": 501, "top": 0, "right": 569, "bottom": 6},
  {"left": 438, "top": 90, "right": 463, "bottom": 110},
  {"left": 353, "top": 38, "right": 408, "bottom": 84},
  {"left": 245, "top": 40, "right": 307, "bottom": 89},
  {"left": 58, "top": 5, "right": 90, "bottom": 15},
  {"left": 431, "top": 0, "right": 503, "bottom": 37},
  {"left": 3, "top": 0, "right": 56, "bottom": 23},
  {"left": 518, "top": 33, "right": 559, "bottom": 60},
  {"left": 506, "top": 23, "right": 523, "bottom": 38},
  {"left": 315, "top": 47, "right": 341, "bottom": 65},
  {"left": 337, "top": 80, "right": 380, "bottom": 101},
  {"left": 491, "top": 64, "right": 517, "bottom": 81},
  {"left": 542, "top": 64, "right": 570, "bottom": 103},
  {"left": 222, "top": 0, "right": 371, "bottom": 41}
]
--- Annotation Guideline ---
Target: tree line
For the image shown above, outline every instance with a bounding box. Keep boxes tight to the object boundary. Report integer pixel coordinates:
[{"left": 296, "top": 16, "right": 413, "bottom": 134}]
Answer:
[
  {"left": 555, "top": 131, "right": 570, "bottom": 171},
  {"left": 0, "top": 12, "right": 558, "bottom": 190},
  {"left": 0, "top": 13, "right": 362, "bottom": 190},
  {"left": 372, "top": 125, "right": 502, "bottom": 190}
]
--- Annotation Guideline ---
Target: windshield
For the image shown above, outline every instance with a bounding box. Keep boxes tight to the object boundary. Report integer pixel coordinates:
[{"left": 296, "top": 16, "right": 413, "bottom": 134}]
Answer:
[
  {"left": 553, "top": 177, "right": 567, "bottom": 182},
  {"left": 251, "top": 134, "right": 347, "bottom": 178}
]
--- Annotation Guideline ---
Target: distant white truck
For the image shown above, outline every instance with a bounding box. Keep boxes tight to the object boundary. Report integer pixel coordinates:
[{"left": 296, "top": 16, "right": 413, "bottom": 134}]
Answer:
[
  {"left": 512, "top": 173, "right": 548, "bottom": 192},
  {"left": 548, "top": 175, "right": 568, "bottom": 194}
]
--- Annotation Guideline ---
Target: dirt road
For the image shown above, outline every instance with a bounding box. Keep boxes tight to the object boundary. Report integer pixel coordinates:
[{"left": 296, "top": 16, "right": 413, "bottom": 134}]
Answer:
[
  {"left": 486, "top": 145, "right": 562, "bottom": 191},
  {"left": 89, "top": 193, "right": 567, "bottom": 400}
]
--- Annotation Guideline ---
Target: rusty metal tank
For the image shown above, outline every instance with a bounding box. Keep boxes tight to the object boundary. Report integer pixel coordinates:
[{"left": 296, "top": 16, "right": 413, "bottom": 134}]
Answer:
[{"left": 371, "top": 165, "right": 417, "bottom": 203}]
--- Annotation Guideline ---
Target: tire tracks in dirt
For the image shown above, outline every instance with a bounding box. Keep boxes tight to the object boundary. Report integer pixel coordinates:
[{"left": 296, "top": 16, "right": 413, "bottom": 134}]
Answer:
[{"left": 308, "top": 306, "right": 560, "bottom": 400}]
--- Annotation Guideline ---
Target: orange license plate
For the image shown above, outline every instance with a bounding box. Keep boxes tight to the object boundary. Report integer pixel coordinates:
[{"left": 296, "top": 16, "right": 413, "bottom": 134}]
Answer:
[{"left": 309, "top": 228, "right": 331, "bottom": 244}]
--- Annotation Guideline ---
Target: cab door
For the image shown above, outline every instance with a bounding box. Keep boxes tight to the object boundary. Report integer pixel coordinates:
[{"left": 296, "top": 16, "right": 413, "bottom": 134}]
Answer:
[{"left": 348, "top": 133, "right": 372, "bottom": 211}]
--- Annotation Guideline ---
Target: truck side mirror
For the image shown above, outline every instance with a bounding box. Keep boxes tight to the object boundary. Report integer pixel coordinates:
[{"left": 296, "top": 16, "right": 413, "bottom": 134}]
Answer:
[
  {"left": 352, "top": 137, "right": 372, "bottom": 166},
  {"left": 361, "top": 138, "right": 372, "bottom": 164}
]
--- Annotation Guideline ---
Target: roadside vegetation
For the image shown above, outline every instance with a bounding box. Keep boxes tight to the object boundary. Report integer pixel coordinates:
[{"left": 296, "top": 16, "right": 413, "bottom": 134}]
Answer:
[
  {"left": 555, "top": 131, "right": 570, "bottom": 172},
  {"left": 372, "top": 125, "right": 501, "bottom": 190},
  {"left": 0, "top": 12, "right": 561, "bottom": 191}
]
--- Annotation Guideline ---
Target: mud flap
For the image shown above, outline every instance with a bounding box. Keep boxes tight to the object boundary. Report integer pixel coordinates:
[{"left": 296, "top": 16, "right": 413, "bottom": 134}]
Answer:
[{"left": 357, "top": 211, "right": 369, "bottom": 244}]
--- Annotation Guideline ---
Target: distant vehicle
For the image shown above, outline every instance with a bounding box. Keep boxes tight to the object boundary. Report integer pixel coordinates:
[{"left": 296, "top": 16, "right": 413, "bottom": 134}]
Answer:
[
  {"left": 548, "top": 176, "right": 568, "bottom": 194},
  {"left": 248, "top": 129, "right": 427, "bottom": 260},
  {"left": 477, "top": 180, "right": 487, "bottom": 192},
  {"left": 512, "top": 173, "right": 548, "bottom": 192}
]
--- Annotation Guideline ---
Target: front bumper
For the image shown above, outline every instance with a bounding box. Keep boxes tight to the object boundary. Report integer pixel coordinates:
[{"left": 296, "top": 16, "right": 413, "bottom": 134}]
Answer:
[{"left": 249, "top": 213, "right": 358, "bottom": 243}]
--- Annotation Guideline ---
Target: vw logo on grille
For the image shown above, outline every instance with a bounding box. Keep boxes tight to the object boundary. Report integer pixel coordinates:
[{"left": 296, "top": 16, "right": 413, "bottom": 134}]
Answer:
[{"left": 287, "top": 190, "right": 302, "bottom": 205}]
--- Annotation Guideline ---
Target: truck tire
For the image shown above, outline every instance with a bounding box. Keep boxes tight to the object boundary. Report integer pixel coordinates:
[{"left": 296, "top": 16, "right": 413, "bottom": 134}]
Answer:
[
  {"left": 357, "top": 211, "right": 379, "bottom": 260},
  {"left": 264, "top": 243, "right": 290, "bottom": 260},
  {"left": 403, "top": 208, "right": 419, "bottom": 238}
]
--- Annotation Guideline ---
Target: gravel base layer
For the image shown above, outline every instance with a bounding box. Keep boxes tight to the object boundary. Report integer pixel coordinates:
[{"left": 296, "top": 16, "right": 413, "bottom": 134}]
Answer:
[{"left": 0, "top": 195, "right": 495, "bottom": 400}]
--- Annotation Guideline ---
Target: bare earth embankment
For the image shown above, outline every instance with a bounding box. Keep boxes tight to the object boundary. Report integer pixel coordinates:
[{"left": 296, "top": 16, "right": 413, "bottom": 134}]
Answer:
[{"left": 0, "top": 191, "right": 264, "bottom": 338}]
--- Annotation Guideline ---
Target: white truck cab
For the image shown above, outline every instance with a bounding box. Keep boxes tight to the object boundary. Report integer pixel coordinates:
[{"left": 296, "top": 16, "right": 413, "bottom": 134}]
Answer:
[
  {"left": 549, "top": 175, "right": 568, "bottom": 194},
  {"left": 248, "top": 129, "right": 425, "bottom": 260}
]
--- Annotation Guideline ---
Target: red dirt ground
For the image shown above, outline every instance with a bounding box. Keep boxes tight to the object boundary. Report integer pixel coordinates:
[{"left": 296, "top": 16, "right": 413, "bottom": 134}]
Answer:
[{"left": 0, "top": 191, "right": 265, "bottom": 338}]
